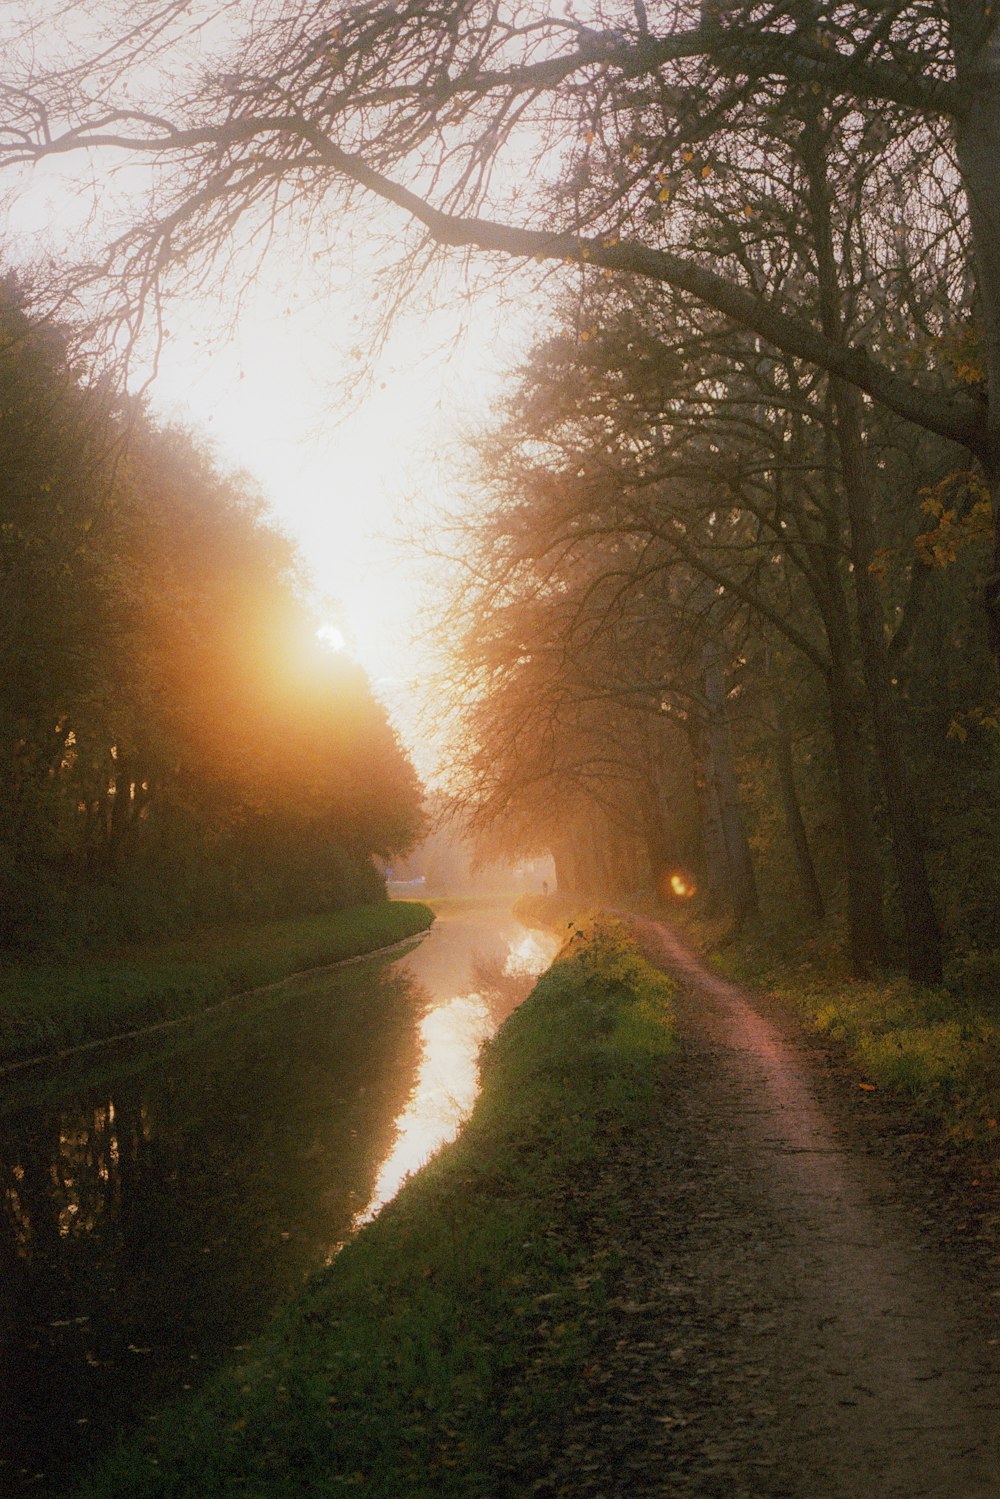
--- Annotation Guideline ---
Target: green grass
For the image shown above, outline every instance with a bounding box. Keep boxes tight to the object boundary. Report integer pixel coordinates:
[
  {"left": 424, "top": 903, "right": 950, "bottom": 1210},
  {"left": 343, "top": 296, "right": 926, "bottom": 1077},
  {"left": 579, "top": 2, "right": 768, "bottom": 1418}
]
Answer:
[
  {"left": 0, "top": 901, "right": 434, "bottom": 1067},
  {"left": 679, "top": 910, "right": 1000, "bottom": 1151},
  {"left": 74, "top": 919, "right": 675, "bottom": 1498}
]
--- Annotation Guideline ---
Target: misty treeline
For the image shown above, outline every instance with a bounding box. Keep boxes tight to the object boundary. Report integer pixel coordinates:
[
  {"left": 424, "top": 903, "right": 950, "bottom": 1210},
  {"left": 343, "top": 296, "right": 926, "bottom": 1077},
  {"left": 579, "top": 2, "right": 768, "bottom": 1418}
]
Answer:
[
  {"left": 441, "top": 277, "right": 996, "bottom": 986},
  {"left": 0, "top": 278, "right": 422, "bottom": 950},
  {"left": 430, "top": 63, "right": 1000, "bottom": 987},
  {"left": 2, "top": 1, "right": 1000, "bottom": 982}
]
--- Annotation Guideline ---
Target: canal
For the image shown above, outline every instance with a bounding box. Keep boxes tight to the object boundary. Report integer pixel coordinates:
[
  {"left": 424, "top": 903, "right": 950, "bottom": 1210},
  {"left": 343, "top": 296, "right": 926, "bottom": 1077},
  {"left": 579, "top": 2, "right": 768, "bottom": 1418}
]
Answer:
[{"left": 0, "top": 902, "right": 559, "bottom": 1494}]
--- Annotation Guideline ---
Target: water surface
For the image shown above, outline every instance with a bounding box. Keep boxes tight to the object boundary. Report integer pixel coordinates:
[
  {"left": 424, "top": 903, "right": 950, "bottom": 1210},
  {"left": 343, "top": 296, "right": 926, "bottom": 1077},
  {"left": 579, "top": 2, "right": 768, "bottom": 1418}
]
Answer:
[{"left": 0, "top": 903, "right": 558, "bottom": 1493}]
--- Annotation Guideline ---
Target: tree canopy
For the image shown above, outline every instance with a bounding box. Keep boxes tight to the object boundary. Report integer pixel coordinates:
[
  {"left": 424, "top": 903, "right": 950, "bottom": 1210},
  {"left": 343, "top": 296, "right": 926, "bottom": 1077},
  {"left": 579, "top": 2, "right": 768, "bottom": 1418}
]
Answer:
[
  {"left": 0, "top": 275, "right": 423, "bottom": 948},
  {"left": 0, "top": 2, "right": 997, "bottom": 976},
  {"left": 0, "top": 5, "right": 994, "bottom": 473},
  {"left": 434, "top": 266, "right": 997, "bottom": 979}
]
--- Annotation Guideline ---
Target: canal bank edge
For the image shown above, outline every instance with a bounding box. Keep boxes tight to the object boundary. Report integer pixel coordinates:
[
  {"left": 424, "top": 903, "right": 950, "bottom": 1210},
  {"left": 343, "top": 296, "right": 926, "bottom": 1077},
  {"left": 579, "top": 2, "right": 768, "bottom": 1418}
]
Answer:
[
  {"left": 0, "top": 900, "right": 435, "bottom": 1072},
  {"left": 72, "top": 918, "right": 675, "bottom": 1498}
]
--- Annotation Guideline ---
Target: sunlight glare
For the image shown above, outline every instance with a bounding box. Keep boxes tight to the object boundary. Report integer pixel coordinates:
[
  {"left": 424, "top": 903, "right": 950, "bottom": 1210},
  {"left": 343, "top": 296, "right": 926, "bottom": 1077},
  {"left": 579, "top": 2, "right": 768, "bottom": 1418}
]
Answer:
[
  {"left": 316, "top": 623, "right": 346, "bottom": 652},
  {"left": 353, "top": 993, "right": 492, "bottom": 1227},
  {"left": 503, "top": 930, "right": 556, "bottom": 976}
]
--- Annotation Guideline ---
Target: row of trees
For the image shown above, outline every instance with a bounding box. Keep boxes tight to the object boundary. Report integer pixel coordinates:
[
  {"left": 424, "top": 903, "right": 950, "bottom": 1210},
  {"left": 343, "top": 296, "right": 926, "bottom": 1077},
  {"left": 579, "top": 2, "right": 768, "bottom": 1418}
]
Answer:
[
  {"left": 0, "top": 276, "right": 422, "bottom": 949},
  {"left": 1, "top": 2, "right": 998, "bottom": 978},
  {"left": 439, "top": 259, "right": 996, "bottom": 982}
]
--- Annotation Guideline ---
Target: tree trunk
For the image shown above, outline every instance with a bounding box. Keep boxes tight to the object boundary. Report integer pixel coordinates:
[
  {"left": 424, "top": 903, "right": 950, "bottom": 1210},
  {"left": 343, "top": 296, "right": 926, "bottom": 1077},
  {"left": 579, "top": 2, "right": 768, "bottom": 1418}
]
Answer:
[
  {"left": 641, "top": 714, "right": 678, "bottom": 883},
  {"left": 587, "top": 809, "right": 610, "bottom": 898},
  {"left": 834, "top": 386, "right": 944, "bottom": 984},
  {"left": 704, "top": 639, "right": 759, "bottom": 927},
  {"left": 767, "top": 667, "right": 824, "bottom": 923},
  {"left": 823, "top": 649, "right": 888, "bottom": 977},
  {"left": 551, "top": 840, "right": 574, "bottom": 895},
  {"left": 688, "top": 716, "right": 729, "bottom": 914},
  {"left": 951, "top": 4, "right": 1000, "bottom": 675},
  {"left": 802, "top": 110, "right": 943, "bottom": 984}
]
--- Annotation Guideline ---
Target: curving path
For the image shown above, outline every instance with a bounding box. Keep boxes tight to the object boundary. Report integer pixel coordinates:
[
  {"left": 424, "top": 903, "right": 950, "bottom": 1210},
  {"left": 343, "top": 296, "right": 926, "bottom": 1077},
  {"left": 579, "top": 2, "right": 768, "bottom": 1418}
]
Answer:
[{"left": 532, "top": 919, "right": 1000, "bottom": 1498}]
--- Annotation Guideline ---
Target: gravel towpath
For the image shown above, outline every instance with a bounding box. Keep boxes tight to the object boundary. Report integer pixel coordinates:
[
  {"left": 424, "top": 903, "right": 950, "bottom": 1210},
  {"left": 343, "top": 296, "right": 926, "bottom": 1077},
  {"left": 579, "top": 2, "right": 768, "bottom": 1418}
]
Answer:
[{"left": 525, "top": 918, "right": 1000, "bottom": 1499}]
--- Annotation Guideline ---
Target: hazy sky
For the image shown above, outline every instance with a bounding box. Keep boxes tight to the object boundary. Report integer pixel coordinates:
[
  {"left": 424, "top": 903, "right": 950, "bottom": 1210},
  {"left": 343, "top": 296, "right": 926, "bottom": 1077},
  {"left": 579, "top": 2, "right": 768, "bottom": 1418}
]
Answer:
[
  {"left": 0, "top": 0, "right": 609, "bottom": 799},
  {"left": 145, "top": 263, "right": 526, "bottom": 767},
  {"left": 0, "top": 2, "right": 568, "bottom": 776},
  {"left": 7, "top": 150, "right": 537, "bottom": 775}
]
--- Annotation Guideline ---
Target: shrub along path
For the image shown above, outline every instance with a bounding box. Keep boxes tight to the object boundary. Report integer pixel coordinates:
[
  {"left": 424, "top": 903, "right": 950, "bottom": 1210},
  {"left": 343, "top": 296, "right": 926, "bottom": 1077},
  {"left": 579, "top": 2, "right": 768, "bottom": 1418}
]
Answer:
[{"left": 534, "top": 916, "right": 1000, "bottom": 1498}]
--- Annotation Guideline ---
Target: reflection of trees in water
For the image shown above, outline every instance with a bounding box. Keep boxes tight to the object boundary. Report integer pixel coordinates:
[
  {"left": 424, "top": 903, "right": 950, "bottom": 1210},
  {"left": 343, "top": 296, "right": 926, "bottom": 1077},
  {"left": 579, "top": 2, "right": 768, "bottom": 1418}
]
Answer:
[
  {"left": 469, "top": 953, "right": 535, "bottom": 1022},
  {"left": 1, "top": 1091, "right": 147, "bottom": 1270},
  {"left": 0, "top": 1087, "right": 160, "bottom": 1483},
  {"left": 0, "top": 1087, "right": 166, "bottom": 1391},
  {"left": 470, "top": 930, "right": 557, "bottom": 1024},
  {"left": 0, "top": 965, "right": 430, "bottom": 1480}
]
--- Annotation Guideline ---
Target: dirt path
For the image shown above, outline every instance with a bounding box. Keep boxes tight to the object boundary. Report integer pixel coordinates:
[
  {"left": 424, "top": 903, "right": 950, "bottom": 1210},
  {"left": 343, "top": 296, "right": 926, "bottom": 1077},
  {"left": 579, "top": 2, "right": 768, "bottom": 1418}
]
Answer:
[{"left": 527, "top": 919, "right": 1000, "bottom": 1498}]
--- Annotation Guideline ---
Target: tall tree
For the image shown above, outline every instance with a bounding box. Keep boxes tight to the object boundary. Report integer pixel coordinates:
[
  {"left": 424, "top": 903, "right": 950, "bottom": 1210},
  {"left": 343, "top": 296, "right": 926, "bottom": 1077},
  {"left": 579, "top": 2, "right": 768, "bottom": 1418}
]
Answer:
[
  {"left": 0, "top": 278, "right": 423, "bottom": 947},
  {"left": 1, "top": 2, "right": 996, "bottom": 669}
]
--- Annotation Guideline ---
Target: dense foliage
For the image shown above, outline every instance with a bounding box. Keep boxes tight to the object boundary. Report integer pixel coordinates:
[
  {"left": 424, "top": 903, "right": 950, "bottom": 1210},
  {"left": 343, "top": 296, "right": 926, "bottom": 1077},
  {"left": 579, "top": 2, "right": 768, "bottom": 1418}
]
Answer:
[
  {"left": 440, "top": 270, "right": 1000, "bottom": 984},
  {"left": 0, "top": 277, "right": 423, "bottom": 950},
  {"left": 1, "top": 3, "right": 998, "bottom": 982}
]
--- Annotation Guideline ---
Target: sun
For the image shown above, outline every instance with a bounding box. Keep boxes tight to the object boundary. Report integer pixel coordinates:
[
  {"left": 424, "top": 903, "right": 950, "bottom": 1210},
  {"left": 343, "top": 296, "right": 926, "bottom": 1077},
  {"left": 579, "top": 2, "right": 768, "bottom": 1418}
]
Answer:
[{"left": 316, "top": 623, "right": 346, "bottom": 652}]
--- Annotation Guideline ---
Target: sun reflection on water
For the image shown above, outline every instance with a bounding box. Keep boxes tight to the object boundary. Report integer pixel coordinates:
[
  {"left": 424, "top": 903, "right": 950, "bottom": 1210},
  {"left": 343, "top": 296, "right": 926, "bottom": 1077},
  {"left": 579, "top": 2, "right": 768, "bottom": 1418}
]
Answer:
[
  {"left": 503, "top": 929, "right": 554, "bottom": 976},
  {"left": 353, "top": 992, "right": 491, "bottom": 1227},
  {"left": 353, "top": 924, "right": 557, "bottom": 1229}
]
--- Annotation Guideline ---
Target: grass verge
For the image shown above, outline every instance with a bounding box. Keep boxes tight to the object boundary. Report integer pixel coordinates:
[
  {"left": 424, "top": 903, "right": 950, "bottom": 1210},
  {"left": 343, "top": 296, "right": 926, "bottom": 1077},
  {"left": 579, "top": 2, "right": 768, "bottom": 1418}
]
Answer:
[
  {"left": 74, "top": 919, "right": 674, "bottom": 1498},
  {"left": 0, "top": 901, "right": 434, "bottom": 1067},
  {"left": 678, "top": 910, "right": 1000, "bottom": 1156}
]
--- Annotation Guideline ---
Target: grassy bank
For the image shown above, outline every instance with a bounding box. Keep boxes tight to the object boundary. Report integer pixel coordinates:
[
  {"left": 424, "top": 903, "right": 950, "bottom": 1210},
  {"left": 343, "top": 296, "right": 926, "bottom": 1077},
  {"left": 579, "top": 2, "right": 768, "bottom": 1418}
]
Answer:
[
  {"left": 680, "top": 911, "right": 1000, "bottom": 1158},
  {"left": 0, "top": 900, "right": 434, "bottom": 1067},
  {"left": 75, "top": 920, "right": 674, "bottom": 1498}
]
